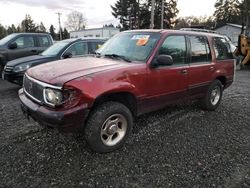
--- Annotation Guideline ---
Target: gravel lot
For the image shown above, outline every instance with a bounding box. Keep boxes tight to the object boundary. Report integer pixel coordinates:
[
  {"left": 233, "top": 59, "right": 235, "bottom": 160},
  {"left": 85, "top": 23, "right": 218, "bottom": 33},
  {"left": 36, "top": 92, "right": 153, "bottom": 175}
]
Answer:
[{"left": 0, "top": 70, "right": 249, "bottom": 188}]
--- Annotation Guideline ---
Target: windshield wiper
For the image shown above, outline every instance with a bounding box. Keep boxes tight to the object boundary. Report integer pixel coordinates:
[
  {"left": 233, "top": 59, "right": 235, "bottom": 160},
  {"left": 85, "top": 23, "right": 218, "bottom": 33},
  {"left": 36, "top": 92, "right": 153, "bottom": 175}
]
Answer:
[{"left": 104, "top": 54, "right": 131, "bottom": 62}]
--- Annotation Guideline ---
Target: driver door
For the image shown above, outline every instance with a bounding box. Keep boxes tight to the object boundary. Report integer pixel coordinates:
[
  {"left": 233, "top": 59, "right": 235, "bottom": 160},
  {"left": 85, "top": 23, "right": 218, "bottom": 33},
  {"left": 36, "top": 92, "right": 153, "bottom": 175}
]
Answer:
[{"left": 141, "top": 35, "right": 189, "bottom": 113}]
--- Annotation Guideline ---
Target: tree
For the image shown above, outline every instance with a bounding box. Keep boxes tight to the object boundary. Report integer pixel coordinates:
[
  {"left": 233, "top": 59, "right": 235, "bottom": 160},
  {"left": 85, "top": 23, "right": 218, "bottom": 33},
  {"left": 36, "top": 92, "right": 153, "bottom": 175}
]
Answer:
[
  {"left": 213, "top": 0, "right": 241, "bottom": 28},
  {"left": 62, "top": 28, "right": 70, "bottom": 39},
  {"left": 38, "top": 22, "right": 46, "bottom": 33},
  {"left": 103, "top": 23, "right": 115, "bottom": 27},
  {"left": 153, "top": 0, "right": 179, "bottom": 29},
  {"left": 0, "top": 24, "right": 7, "bottom": 39},
  {"left": 65, "top": 11, "right": 86, "bottom": 31},
  {"left": 7, "top": 24, "right": 17, "bottom": 34},
  {"left": 49, "top": 25, "right": 57, "bottom": 40},
  {"left": 21, "top": 14, "right": 38, "bottom": 32},
  {"left": 175, "top": 16, "right": 216, "bottom": 29},
  {"left": 240, "top": 0, "right": 250, "bottom": 35},
  {"left": 111, "top": 0, "right": 179, "bottom": 30}
]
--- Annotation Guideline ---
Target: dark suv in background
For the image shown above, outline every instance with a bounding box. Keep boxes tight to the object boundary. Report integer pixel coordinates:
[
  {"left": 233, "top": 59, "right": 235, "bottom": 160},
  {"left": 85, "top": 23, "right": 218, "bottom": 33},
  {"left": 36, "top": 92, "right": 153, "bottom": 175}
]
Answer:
[
  {"left": 2, "top": 38, "right": 106, "bottom": 85},
  {"left": 0, "top": 33, "right": 53, "bottom": 75}
]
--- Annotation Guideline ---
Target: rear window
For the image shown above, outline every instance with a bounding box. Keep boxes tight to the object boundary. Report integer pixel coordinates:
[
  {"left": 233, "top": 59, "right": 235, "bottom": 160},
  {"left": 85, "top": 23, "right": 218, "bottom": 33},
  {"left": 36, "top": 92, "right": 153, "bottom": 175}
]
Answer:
[
  {"left": 213, "top": 37, "right": 234, "bottom": 60},
  {"left": 38, "top": 36, "right": 50, "bottom": 47},
  {"left": 189, "top": 35, "right": 211, "bottom": 63}
]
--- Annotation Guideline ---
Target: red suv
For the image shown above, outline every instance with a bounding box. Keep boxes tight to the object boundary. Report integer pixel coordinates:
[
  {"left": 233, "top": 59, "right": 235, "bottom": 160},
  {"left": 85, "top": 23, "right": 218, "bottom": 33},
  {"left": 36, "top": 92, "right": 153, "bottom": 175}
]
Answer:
[{"left": 19, "top": 30, "right": 235, "bottom": 153}]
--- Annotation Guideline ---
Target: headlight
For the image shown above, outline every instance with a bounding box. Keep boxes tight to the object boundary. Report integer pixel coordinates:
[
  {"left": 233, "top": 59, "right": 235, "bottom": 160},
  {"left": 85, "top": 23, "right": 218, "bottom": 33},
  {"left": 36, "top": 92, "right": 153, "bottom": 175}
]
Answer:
[
  {"left": 13, "top": 64, "right": 30, "bottom": 72},
  {"left": 44, "top": 88, "right": 63, "bottom": 106}
]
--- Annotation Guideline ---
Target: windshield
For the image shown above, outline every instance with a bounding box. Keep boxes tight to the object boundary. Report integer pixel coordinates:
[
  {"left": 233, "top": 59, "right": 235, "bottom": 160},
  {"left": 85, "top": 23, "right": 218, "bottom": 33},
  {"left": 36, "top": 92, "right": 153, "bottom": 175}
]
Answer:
[
  {"left": 0, "top": 34, "right": 16, "bottom": 46},
  {"left": 97, "top": 32, "right": 161, "bottom": 62},
  {"left": 41, "top": 41, "right": 72, "bottom": 56}
]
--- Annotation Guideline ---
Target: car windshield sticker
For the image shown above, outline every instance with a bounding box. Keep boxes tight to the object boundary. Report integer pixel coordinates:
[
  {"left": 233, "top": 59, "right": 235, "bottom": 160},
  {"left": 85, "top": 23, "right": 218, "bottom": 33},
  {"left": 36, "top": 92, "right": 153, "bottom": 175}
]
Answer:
[{"left": 132, "top": 35, "right": 150, "bottom": 46}]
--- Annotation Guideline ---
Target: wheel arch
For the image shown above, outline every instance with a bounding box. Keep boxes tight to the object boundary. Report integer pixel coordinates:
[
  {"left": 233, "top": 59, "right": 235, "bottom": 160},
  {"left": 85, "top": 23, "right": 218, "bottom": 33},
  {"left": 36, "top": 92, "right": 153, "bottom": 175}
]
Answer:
[
  {"left": 92, "top": 91, "right": 138, "bottom": 117},
  {"left": 215, "top": 76, "right": 226, "bottom": 88}
]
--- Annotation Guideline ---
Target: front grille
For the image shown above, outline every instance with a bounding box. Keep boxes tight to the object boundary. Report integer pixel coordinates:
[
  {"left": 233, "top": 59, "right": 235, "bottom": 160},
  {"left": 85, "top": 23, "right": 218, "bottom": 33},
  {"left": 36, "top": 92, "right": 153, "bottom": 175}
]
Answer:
[
  {"left": 23, "top": 74, "right": 44, "bottom": 103},
  {"left": 4, "top": 65, "right": 14, "bottom": 72}
]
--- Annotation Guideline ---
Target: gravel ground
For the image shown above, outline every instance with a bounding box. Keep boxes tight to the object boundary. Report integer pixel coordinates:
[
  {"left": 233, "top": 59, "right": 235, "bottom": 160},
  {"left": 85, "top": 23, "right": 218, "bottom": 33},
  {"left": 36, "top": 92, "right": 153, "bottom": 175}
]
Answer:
[{"left": 0, "top": 70, "right": 249, "bottom": 188}]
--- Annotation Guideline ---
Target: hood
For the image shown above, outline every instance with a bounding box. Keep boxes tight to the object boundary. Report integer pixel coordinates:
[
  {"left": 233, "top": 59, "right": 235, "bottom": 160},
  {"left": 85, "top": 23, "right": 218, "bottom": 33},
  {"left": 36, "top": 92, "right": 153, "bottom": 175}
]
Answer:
[
  {"left": 6, "top": 55, "right": 55, "bottom": 67},
  {"left": 27, "top": 56, "right": 133, "bottom": 85}
]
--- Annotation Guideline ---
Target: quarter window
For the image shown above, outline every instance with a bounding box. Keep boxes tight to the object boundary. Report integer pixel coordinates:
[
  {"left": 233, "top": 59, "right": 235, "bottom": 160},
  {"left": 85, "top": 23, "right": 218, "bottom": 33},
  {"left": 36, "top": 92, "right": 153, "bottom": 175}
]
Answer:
[
  {"left": 159, "top": 35, "right": 186, "bottom": 65},
  {"left": 14, "top": 36, "right": 35, "bottom": 48},
  {"left": 213, "top": 37, "right": 234, "bottom": 60},
  {"left": 189, "top": 36, "right": 211, "bottom": 63},
  {"left": 38, "top": 36, "right": 50, "bottom": 47}
]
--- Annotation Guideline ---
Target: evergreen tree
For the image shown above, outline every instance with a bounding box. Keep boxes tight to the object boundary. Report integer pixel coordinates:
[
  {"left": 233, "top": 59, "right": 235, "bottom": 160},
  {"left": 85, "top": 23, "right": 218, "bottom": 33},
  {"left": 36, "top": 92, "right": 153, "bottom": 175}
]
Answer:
[
  {"left": 7, "top": 24, "right": 17, "bottom": 34},
  {"left": 153, "top": 0, "right": 178, "bottom": 28},
  {"left": 38, "top": 22, "right": 46, "bottom": 33},
  {"left": 0, "top": 24, "right": 7, "bottom": 39},
  {"left": 21, "top": 14, "right": 38, "bottom": 32},
  {"left": 111, "top": 0, "right": 137, "bottom": 30},
  {"left": 214, "top": 0, "right": 241, "bottom": 28},
  {"left": 175, "top": 16, "right": 215, "bottom": 30},
  {"left": 111, "top": 0, "right": 178, "bottom": 30},
  {"left": 49, "top": 25, "right": 56, "bottom": 40},
  {"left": 62, "top": 28, "right": 70, "bottom": 39},
  {"left": 16, "top": 25, "right": 22, "bottom": 32}
]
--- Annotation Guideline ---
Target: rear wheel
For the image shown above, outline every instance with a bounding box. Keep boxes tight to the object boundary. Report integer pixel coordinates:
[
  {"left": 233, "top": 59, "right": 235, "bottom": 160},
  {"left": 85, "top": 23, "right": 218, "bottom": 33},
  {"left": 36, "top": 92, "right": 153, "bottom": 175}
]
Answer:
[
  {"left": 84, "top": 101, "right": 133, "bottom": 153},
  {"left": 201, "top": 79, "right": 223, "bottom": 111}
]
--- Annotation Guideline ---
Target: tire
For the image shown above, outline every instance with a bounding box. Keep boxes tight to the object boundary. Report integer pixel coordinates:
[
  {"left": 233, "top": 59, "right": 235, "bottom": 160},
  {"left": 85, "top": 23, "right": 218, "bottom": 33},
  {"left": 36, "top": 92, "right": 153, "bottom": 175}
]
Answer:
[
  {"left": 201, "top": 79, "right": 223, "bottom": 111},
  {"left": 84, "top": 101, "right": 133, "bottom": 153}
]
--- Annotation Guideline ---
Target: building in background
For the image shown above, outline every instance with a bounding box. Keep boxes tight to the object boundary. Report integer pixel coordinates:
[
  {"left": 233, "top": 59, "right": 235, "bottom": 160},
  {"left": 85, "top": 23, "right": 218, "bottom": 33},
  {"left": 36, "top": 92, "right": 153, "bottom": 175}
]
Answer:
[
  {"left": 70, "top": 27, "right": 120, "bottom": 39},
  {"left": 215, "top": 23, "right": 245, "bottom": 45}
]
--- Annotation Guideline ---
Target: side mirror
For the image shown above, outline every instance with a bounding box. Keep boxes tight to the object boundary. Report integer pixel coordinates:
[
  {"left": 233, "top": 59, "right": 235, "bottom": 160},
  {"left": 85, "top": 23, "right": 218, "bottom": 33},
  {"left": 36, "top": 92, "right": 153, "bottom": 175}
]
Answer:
[
  {"left": 156, "top": 54, "right": 173, "bottom": 66},
  {"left": 8, "top": 42, "right": 17, "bottom": 49},
  {"left": 62, "top": 52, "right": 72, "bottom": 59}
]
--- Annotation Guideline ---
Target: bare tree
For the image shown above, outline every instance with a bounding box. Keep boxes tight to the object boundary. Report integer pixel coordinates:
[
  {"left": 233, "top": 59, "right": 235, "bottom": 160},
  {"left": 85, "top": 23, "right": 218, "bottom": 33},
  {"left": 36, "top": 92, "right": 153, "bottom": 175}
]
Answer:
[{"left": 65, "top": 11, "right": 86, "bottom": 31}]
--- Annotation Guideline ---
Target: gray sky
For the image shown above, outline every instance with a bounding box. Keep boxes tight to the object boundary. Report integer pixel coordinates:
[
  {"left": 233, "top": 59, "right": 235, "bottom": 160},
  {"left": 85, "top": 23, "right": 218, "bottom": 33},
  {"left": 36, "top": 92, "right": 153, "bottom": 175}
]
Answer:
[{"left": 0, "top": 0, "right": 216, "bottom": 31}]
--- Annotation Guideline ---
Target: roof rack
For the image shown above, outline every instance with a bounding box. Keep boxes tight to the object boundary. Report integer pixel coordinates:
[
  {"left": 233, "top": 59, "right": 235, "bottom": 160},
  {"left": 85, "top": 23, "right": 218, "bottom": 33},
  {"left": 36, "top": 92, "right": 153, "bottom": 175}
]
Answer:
[{"left": 180, "top": 28, "right": 219, "bottom": 34}]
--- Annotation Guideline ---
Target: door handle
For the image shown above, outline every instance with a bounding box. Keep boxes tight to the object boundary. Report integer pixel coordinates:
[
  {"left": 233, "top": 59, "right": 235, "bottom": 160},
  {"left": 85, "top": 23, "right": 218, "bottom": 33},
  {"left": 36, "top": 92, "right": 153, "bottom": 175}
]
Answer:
[
  {"left": 209, "top": 66, "right": 214, "bottom": 71},
  {"left": 180, "top": 69, "right": 188, "bottom": 74},
  {"left": 31, "top": 50, "right": 37, "bottom": 52}
]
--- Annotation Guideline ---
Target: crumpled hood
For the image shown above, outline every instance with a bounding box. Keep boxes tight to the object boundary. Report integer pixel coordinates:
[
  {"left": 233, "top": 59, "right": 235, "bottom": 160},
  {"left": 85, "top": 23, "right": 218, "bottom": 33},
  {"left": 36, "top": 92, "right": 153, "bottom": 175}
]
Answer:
[
  {"left": 6, "top": 55, "right": 55, "bottom": 67},
  {"left": 27, "top": 56, "right": 131, "bottom": 86}
]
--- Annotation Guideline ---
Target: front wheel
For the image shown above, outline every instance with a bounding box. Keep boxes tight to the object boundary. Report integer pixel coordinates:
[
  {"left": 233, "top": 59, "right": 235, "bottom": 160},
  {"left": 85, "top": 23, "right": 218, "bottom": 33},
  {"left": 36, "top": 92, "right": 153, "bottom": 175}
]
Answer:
[
  {"left": 201, "top": 79, "right": 223, "bottom": 111},
  {"left": 84, "top": 101, "right": 133, "bottom": 153}
]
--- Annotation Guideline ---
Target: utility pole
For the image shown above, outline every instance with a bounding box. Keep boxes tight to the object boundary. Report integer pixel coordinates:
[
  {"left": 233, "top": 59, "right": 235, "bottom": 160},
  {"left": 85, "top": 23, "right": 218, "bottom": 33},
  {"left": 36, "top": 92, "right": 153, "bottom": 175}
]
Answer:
[
  {"left": 56, "top": 12, "right": 62, "bottom": 40},
  {"left": 150, "top": 0, "right": 155, "bottom": 29},
  {"left": 137, "top": 0, "right": 140, "bottom": 29},
  {"left": 161, "top": 0, "right": 164, "bottom": 29}
]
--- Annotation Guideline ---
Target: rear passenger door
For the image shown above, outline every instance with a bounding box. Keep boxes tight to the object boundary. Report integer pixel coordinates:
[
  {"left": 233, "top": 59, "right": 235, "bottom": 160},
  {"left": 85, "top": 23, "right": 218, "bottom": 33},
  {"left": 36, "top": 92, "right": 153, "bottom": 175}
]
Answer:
[
  {"left": 187, "top": 35, "right": 214, "bottom": 99},
  {"left": 36, "top": 35, "right": 51, "bottom": 53},
  {"left": 8, "top": 35, "right": 36, "bottom": 60}
]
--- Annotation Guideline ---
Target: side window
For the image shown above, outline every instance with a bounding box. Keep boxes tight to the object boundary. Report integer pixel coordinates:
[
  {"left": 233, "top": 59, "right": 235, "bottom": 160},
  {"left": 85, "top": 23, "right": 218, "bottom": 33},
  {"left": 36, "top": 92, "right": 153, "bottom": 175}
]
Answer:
[
  {"left": 65, "top": 42, "right": 88, "bottom": 56},
  {"left": 88, "top": 42, "right": 104, "bottom": 54},
  {"left": 38, "top": 36, "right": 50, "bottom": 47},
  {"left": 189, "top": 36, "right": 211, "bottom": 63},
  {"left": 159, "top": 35, "right": 186, "bottom": 65},
  {"left": 213, "top": 37, "right": 234, "bottom": 60},
  {"left": 14, "top": 36, "right": 35, "bottom": 48}
]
